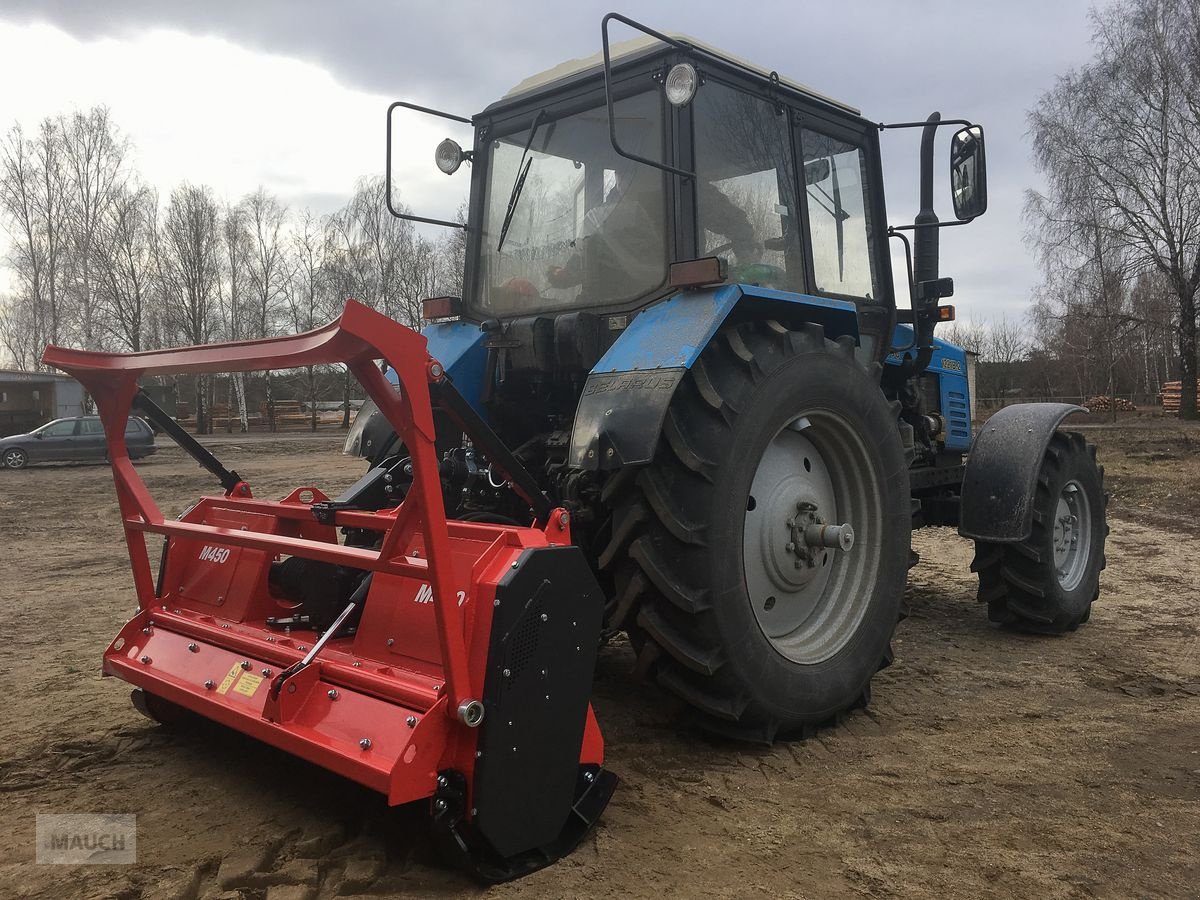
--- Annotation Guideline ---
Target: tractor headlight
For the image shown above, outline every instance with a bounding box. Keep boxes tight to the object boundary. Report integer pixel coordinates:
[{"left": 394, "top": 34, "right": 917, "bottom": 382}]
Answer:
[
  {"left": 664, "top": 63, "right": 699, "bottom": 106},
  {"left": 434, "top": 138, "right": 464, "bottom": 175}
]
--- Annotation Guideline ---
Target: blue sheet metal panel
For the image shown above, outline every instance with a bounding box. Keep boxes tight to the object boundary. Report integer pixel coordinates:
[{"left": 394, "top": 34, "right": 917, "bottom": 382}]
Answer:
[
  {"left": 886, "top": 324, "right": 972, "bottom": 450},
  {"left": 592, "top": 284, "right": 859, "bottom": 374},
  {"left": 418, "top": 320, "right": 490, "bottom": 418}
]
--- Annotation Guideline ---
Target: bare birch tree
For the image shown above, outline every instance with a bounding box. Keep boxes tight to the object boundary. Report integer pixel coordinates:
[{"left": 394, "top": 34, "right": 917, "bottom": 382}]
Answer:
[
  {"left": 158, "top": 184, "right": 221, "bottom": 432},
  {"left": 1027, "top": 0, "right": 1200, "bottom": 417}
]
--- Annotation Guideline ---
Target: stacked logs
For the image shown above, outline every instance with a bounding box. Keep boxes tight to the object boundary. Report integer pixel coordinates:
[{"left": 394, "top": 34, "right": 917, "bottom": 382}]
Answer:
[
  {"left": 1160, "top": 381, "right": 1200, "bottom": 413},
  {"left": 1086, "top": 395, "right": 1137, "bottom": 412}
]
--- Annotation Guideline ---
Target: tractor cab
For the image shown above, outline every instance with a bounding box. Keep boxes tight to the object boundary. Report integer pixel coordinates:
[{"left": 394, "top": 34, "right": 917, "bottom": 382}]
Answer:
[{"left": 390, "top": 20, "right": 986, "bottom": 381}]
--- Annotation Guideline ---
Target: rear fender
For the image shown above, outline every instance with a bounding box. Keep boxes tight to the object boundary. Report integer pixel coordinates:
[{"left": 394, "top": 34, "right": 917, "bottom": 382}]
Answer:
[
  {"left": 959, "top": 402, "right": 1085, "bottom": 542},
  {"left": 568, "top": 284, "right": 859, "bottom": 471}
]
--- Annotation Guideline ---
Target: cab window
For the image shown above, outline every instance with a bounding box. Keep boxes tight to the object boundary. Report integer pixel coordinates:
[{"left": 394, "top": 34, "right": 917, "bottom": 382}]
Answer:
[
  {"left": 799, "top": 128, "right": 878, "bottom": 300},
  {"left": 693, "top": 83, "right": 804, "bottom": 293}
]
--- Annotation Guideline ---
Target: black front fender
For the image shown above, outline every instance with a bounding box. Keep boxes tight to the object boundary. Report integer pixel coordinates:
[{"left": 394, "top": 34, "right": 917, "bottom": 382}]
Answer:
[{"left": 959, "top": 403, "right": 1085, "bottom": 542}]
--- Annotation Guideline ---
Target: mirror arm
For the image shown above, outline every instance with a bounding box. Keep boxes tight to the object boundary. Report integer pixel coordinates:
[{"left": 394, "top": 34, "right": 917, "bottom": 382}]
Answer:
[
  {"left": 385, "top": 100, "right": 472, "bottom": 229},
  {"left": 877, "top": 118, "right": 976, "bottom": 132}
]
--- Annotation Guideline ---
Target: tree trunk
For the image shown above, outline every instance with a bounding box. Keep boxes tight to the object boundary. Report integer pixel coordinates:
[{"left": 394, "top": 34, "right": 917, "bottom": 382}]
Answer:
[
  {"left": 195, "top": 375, "right": 206, "bottom": 435},
  {"left": 265, "top": 369, "right": 275, "bottom": 432},
  {"left": 1179, "top": 287, "right": 1197, "bottom": 420},
  {"left": 234, "top": 373, "right": 248, "bottom": 432},
  {"left": 308, "top": 365, "right": 318, "bottom": 432}
]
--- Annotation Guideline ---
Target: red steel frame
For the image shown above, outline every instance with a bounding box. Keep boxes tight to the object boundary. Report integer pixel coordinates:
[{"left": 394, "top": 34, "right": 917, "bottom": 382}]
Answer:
[{"left": 42, "top": 299, "right": 605, "bottom": 807}]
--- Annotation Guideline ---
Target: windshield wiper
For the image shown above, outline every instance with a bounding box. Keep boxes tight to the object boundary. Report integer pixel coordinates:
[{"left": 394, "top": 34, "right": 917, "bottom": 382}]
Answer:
[{"left": 497, "top": 110, "right": 546, "bottom": 252}]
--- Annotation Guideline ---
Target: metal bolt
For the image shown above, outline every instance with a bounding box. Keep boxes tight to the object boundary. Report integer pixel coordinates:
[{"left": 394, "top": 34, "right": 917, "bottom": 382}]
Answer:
[
  {"left": 437, "top": 774, "right": 449, "bottom": 788},
  {"left": 327, "top": 689, "right": 339, "bottom": 700},
  {"left": 475, "top": 750, "right": 482, "bottom": 758},
  {"left": 433, "top": 798, "right": 448, "bottom": 813},
  {"left": 503, "top": 668, "right": 512, "bottom": 677},
  {"left": 221, "top": 623, "right": 230, "bottom": 629},
  {"left": 204, "top": 679, "right": 215, "bottom": 690},
  {"left": 240, "top": 660, "right": 251, "bottom": 670},
  {"left": 141, "top": 627, "right": 151, "bottom": 635},
  {"left": 558, "top": 511, "right": 569, "bottom": 531},
  {"left": 584, "top": 770, "right": 595, "bottom": 783},
  {"left": 261, "top": 668, "right": 272, "bottom": 677},
  {"left": 494, "top": 598, "right": 500, "bottom": 607},
  {"left": 434, "top": 684, "right": 443, "bottom": 693},
  {"left": 359, "top": 738, "right": 372, "bottom": 750},
  {"left": 511, "top": 561, "right": 518, "bottom": 569},
  {"left": 605, "top": 448, "right": 614, "bottom": 458},
  {"left": 411, "top": 549, "right": 420, "bottom": 558},
  {"left": 140, "top": 655, "right": 151, "bottom": 664},
  {"left": 287, "top": 683, "right": 297, "bottom": 694},
  {"left": 352, "top": 661, "right": 362, "bottom": 667},
  {"left": 470, "top": 807, "right": 477, "bottom": 816},
  {"left": 541, "top": 613, "right": 548, "bottom": 622},
  {"left": 785, "top": 542, "right": 795, "bottom": 552},
  {"left": 386, "top": 638, "right": 395, "bottom": 646},
  {"left": 430, "top": 362, "right": 444, "bottom": 378},
  {"left": 406, "top": 715, "right": 417, "bottom": 728},
  {"left": 297, "top": 645, "right": 307, "bottom": 652},
  {"left": 187, "top": 642, "right": 198, "bottom": 653}
]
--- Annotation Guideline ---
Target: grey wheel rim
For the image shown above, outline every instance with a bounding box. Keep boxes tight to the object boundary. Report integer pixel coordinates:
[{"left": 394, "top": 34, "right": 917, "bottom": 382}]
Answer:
[
  {"left": 742, "top": 409, "right": 883, "bottom": 664},
  {"left": 1052, "top": 479, "right": 1092, "bottom": 592},
  {"left": 3, "top": 449, "right": 24, "bottom": 468}
]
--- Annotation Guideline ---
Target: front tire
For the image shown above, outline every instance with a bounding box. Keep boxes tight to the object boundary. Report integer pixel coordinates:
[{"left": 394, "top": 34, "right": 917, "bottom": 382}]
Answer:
[
  {"left": 604, "top": 320, "right": 911, "bottom": 741},
  {"left": 972, "top": 431, "right": 1107, "bottom": 633},
  {"left": 3, "top": 447, "right": 28, "bottom": 469}
]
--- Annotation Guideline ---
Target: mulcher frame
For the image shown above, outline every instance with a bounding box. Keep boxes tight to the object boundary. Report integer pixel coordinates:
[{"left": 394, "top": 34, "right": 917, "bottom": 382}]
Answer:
[{"left": 42, "top": 300, "right": 611, "bottom": 877}]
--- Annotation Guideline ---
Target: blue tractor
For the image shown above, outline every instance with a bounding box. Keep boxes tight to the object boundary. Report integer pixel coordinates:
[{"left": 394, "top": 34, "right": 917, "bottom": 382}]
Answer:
[{"left": 349, "top": 15, "right": 1108, "bottom": 744}]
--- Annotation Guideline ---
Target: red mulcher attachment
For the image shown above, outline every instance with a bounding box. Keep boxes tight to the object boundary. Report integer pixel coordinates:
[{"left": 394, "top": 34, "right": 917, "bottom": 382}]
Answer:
[{"left": 42, "top": 299, "right": 616, "bottom": 882}]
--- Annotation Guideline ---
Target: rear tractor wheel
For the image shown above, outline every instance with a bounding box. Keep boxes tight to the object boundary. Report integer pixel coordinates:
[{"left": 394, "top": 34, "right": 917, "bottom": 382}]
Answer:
[
  {"left": 972, "top": 431, "right": 1107, "bottom": 633},
  {"left": 604, "top": 320, "right": 911, "bottom": 741}
]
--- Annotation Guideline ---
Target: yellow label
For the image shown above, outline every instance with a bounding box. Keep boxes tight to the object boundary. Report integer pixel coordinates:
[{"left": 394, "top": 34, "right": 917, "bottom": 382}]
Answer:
[
  {"left": 233, "top": 673, "right": 264, "bottom": 697},
  {"left": 216, "top": 662, "right": 242, "bottom": 695}
]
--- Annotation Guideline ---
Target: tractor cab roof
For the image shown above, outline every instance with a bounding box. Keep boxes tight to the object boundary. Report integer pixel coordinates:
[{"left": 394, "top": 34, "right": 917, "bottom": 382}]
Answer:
[{"left": 484, "top": 33, "right": 860, "bottom": 118}]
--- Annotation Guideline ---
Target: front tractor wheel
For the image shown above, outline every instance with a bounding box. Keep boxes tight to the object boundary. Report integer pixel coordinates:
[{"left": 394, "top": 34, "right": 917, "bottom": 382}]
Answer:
[
  {"left": 605, "top": 320, "right": 910, "bottom": 742},
  {"left": 972, "top": 431, "right": 1108, "bottom": 633}
]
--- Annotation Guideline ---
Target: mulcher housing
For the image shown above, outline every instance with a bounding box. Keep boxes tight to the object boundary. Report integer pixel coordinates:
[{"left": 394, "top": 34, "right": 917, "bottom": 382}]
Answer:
[{"left": 42, "top": 300, "right": 616, "bottom": 880}]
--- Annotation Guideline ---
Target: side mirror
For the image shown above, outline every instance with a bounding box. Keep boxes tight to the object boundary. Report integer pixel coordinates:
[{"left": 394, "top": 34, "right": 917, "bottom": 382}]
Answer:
[
  {"left": 803, "top": 158, "right": 831, "bottom": 186},
  {"left": 950, "top": 125, "right": 987, "bottom": 220}
]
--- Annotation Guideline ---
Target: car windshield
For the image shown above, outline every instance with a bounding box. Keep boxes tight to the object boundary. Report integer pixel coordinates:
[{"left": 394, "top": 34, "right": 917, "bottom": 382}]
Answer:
[{"left": 477, "top": 91, "right": 668, "bottom": 316}]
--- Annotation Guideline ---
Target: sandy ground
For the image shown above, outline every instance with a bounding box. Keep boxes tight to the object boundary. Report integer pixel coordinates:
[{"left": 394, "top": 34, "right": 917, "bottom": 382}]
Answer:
[{"left": 0, "top": 424, "right": 1197, "bottom": 899}]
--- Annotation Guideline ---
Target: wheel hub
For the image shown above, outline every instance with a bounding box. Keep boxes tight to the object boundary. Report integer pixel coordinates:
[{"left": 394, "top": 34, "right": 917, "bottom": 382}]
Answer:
[
  {"left": 1052, "top": 480, "right": 1092, "bottom": 591},
  {"left": 744, "top": 412, "right": 878, "bottom": 664}
]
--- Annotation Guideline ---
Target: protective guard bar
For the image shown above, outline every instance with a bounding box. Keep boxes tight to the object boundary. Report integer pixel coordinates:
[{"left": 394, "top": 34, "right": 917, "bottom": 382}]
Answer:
[{"left": 41, "top": 299, "right": 475, "bottom": 715}]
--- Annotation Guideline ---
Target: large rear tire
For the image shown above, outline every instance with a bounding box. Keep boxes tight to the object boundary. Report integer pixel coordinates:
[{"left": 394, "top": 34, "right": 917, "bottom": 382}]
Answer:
[
  {"left": 603, "top": 320, "right": 911, "bottom": 741},
  {"left": 972, "top": 431, "right": 1107, "bottom": 633}
]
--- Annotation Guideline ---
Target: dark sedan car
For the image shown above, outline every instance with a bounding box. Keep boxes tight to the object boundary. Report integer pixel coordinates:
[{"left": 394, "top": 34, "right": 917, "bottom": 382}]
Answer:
[{"left": 1, "top": 415, "right": 156, "bottom": 469}]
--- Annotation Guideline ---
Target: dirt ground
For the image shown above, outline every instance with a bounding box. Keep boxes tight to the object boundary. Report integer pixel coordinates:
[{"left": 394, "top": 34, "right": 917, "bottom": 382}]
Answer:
[{"left": 1, "top": 422, "right": 1198, "bottom": 899}]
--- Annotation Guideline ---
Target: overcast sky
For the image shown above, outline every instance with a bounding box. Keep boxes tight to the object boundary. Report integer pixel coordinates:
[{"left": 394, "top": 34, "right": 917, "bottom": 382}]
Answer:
[{"left": 0, "top": 0, "right": 1100, "bottom": 325}]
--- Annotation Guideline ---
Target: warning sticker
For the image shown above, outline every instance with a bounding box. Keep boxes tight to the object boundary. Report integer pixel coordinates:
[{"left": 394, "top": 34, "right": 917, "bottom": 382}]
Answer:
[
  {"left": 233, "top": 673, "right": 264, "bottom": 697},
  {"left": 216, "top": 662, "right": 242, "bottom": 695}
]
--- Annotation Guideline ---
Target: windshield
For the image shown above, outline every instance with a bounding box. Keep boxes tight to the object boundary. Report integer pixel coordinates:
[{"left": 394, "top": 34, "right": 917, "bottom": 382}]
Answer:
[{"left": 477, "top": 91, "right": 667, "bottom": 316}]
